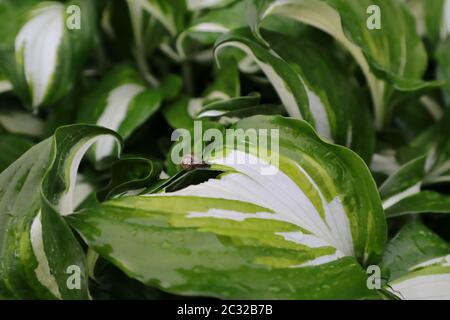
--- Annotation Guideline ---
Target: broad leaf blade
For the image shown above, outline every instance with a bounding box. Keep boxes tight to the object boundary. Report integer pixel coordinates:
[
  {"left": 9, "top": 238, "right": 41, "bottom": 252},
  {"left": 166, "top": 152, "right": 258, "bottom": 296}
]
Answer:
[
  {"left": 381, "top": 222, "right": 450, "bottom": 299},
  {"left": 69, "top": 115, "right": 386, "bottom": 299},
  {"left": 246, "top": 0, "right": 432, "bottom": 128},
  {"left": 0, "top": 125, "right": 121, "bottom": 299}
]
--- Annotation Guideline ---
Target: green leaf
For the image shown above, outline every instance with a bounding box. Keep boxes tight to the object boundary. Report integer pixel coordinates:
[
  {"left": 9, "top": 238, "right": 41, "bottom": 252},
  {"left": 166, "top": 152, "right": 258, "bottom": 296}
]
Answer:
[
  {"left": 203, "top": 55, "right": 241, "bottom": 100},
  {"left": 0, "top": 134, "right": 34, "bottom": 173},
  {"left": 246, "top": 0, "right": 433, "bottom": 128},
  {"left": 196, "top": 94, "right": 285, "bottom": 125},
  {"left": 163, "top": 95, "right": 195, "bottom": 129},
  {"left": 0, "top": 74, "right": 12, "bottom": 94},
  {"left": 437, "top": 37, "right": 450, "bottom": 102},
  {"left": 76, "top": 66, "right": 162, "bottom": 162},
  {"left": 214, "top": 28, "right": 375, "bottom": 161},
  {"left": 381, "top": 221, "right": 450, "bottom": 299},
  {"left": 0, "top": 125, "right": 121, "bottom": 299},
  {"left": 68, "top": 115, "right": 386, "bottom": 299},
  {"left": 98, "top": 156, "right": 163, "bottom": 201},
  {"left": 379, "top": 155, "right": 426, "bottom": 210},
  {"left": 136, "top": 0, "right": 187, "bottom": 35},
  {"left": 386, "top": 191, "right": 450, "bottom": 217},
  {"left": 177, "top": 1, "right": 247, "bottom": 57},
  {"left": 126, "top": 0, "right": 165, "bottom": 86},
  {"left": 186, "top": 0, "right": 236, "bottom": 11},
  {"left": 397, "top": 110, "right": 450, "bottom": 185},
  {"left": 163, "top": 56, "right": 241, "bottom": 129},
  {"left": 0, "top": 108, "right": 44, "bottom": 137},
  {"left": 0, "top": 0, "right": 97, "bottom": 109},
  {"left": 424, "top": 0, "right": 449, "bottom": 47}
]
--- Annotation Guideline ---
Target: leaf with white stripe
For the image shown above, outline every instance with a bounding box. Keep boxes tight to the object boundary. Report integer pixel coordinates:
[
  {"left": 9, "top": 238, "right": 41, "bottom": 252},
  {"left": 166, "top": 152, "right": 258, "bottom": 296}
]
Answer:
[
  {"left": 246, "top": 0, "right": 436, "bottom": 128},
  {"left": 0, "top": 125, "right": 121, "bottom": 299},
  {"left": 98, "top": 156, "right": 163, "bottom": 201},
  {"left": 0, "top": 74, "right": 12, "bottom": 94},
  {"left": 76, "top": 66, "right": 163, "bottom": 162},
  {"left": 379, "top": 155, "right": 427, "bottom": 210},
  {"left": 187, "top": 0, "right": 236, "bottom": 11},
  {"left": 397, "top": 110, "right": 450, "bottom": 185},
  {"left": 0, "top": 108, "right": 44, "bottom": 137},
  {"left": 195, "top": 94, "right": 285, "bottom": 125},
  {"left": 424, "top": 0, "right": 450, "bottom": 46},
  {"left": 401, "top": 0, "right": 449, "bottom": 48},
  {"left": 135, "top": 0, "right": 187, "bottom": 35},
  {"left": 0, "top": 0, "right": 96, "bottom": 110},
  {"left": 214, "top": 28, "right": 375, "bottom": 161},
  {"left": 68, "top": 115, "right": 386, "bottom": 299},
  {"left": 177, "top": 0, "right": 252, "bottom": 59},
  {"left": 445, "top": 1, "right": 450, "bottom": 40},
  {"left": 385, "top": 191, "right": 450, "bottom": 218},
  {"left": 381, "top": 222, "right": 450, "bottom": 300}
]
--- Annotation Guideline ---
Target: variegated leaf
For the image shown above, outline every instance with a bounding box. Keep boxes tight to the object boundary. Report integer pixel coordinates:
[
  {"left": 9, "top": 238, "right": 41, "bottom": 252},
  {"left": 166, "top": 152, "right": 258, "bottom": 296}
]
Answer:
[
  {"left": 134, "top": 0, "right": 187, "bottom": 35},
  {"left": 76, "top": 66, "right": 164, "bottom": 162},
  {"left": 0, "top": 125, "right": 121, "bottom": 299},
  {"left": 68, "top": 115, "right": 386, "bottom": 299},
  {"left": 382, "top": 222, "right": 450, "bottom": 300},
  {"left": 0, "top": 0, "right": 96, "bottom": 110},
  {"left": 246, "top": 0, "right": 436, "bottom": 128},
  {"left": 214, "top": 28, "right": 375, "bottom": 161}
]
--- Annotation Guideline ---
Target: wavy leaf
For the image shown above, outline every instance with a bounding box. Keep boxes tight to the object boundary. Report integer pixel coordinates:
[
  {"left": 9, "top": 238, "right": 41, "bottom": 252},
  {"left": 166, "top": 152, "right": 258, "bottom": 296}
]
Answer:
[
  {"left": 0, "top": 125, "right": 121, "bottom": 299},
  {"left": 214, "top": 28, "right": 375, "bottom": 161},
  {"left": 246, "top": 0, "right": 434, "bottom": 128},
  {"left": 68, "top": 115, "right": 386, "bottom": 299},
  {"left": 0, "top": 0, "right": 96, "bottom": 109},
  {"left": 135, "top": 0, "right": 187, "bottom": 35},
  {"left": 381, "top": 222, "right": 450, "bottom": 299},
  {"left": 76, "top": 66, "right": 168, "bottom": 162},
  {"left": 386, "top": 191, "right": 450, "bottom": 217}
]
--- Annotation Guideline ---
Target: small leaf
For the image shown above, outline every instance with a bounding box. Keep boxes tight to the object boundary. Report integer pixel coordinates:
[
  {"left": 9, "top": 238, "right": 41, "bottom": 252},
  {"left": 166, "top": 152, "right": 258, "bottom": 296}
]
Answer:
[
  {"left": 98, "top": 156, "right": 163, "bottom": 201},
  {"left": 386, "top": 191, "right": 450, "bottom": 217},
  {"left": 379, "top": 155, "right": 426, "bottom": 210}
]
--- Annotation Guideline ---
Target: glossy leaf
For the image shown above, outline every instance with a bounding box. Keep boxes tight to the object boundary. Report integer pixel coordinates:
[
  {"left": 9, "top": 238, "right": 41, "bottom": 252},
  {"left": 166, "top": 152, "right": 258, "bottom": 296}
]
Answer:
[
  {"left": 0, "top": 0, "right": 96, "bottom": 109},
  {"left": 0, "top": 108, "right": 44, "bottom": 137},
  {"left": 0, "top": 125, "right": 121, "bottom": 299},
  {"left": 76, "top": 66, "right": 164, "bottom": 162},
  {"left": 381, "top": 222, "right": 450, "bottom": 299},
  {"left": 69, "top": 115, "right": 386, "bottom": 299},
  {"left": 0, "top": 134, "right": 34, "bottom": 173},
  {"left": 246, "top": 0, "right": 434, "bottom": 128},
  {"left": 214, "top": 28, "right": 375, "bottom": 161},
  {"left": 386, "top": 191, "right": 450, "bottom": 217}
]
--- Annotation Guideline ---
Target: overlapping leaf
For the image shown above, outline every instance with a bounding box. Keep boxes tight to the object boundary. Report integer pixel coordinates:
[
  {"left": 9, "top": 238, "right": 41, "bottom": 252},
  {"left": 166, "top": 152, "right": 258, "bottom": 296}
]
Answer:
[
  {"left": 0, "top": 0, "right": 96, "bottom": 109},
  {"left": 381, "top": 222, "right": 450, "bottom": 299},
  {"left": 68, "top": 115, "right": 386, "bottom": 299},
  {"left": 0, "top": 125, "right": 121, "bottom": 299},
  {"left": 214, "top": 28, "right": 375, "bottom": 161},
  {"left": 76, "top": 66, "right": 177, "bottom": 162},
  {"left": 246, "top": 0, "right": 435, "bottom": 128}
]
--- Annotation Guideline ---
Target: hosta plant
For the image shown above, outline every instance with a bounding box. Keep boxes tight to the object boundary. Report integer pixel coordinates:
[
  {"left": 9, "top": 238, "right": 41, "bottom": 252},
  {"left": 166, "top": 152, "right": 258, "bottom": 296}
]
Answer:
[{"left": 0, "top": 0, "right": 450, "bottom": 300}]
